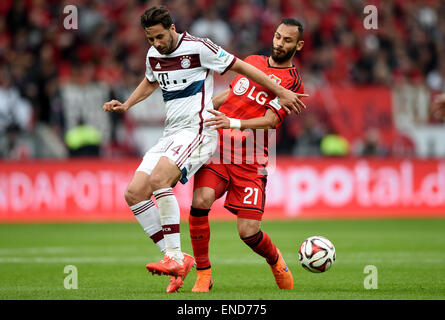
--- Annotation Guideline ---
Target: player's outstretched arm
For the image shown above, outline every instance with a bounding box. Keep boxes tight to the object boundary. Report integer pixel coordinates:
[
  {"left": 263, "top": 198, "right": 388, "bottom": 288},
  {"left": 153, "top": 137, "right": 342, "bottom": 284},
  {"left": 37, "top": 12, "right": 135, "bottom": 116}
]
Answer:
[
  {"left": 212, "top": 89, "right": 230, "bottom": 110},
  {"left": 205, "top": 109, "right": 279, "bottom": 130},
  {"left": 229, "top": 59, "right": 308, "bottom": 114},
  {"left": 102, "top": 78, "right": 159, "bottom": 113}
]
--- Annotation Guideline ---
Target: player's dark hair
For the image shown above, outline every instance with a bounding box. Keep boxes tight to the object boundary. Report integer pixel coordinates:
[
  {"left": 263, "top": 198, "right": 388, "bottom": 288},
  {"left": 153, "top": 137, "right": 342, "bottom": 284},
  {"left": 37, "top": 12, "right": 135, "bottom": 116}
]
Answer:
[
  {"left": 141, "top": 6, "right": 173, "bottom": 30},
  {"left": 280, "top": 18, "right": 304, "bottom": 41}
]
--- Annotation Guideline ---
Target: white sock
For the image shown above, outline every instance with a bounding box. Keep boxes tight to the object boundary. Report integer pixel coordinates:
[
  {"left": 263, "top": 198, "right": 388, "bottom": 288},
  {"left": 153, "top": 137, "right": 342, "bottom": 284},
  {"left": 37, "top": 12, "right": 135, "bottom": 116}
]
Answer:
[
  {"left": 153, "top": 188, "right": 183, "bottom": 263},
  {"left": 130, "top": 199, "right": 165, "bottom": 253}
]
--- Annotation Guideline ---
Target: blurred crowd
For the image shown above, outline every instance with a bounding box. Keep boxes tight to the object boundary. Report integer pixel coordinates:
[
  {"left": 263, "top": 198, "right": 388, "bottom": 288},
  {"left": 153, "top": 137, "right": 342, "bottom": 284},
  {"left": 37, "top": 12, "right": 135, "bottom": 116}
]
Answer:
[{"left": 0, "top": 0, "right": 444, "bottom": 160}]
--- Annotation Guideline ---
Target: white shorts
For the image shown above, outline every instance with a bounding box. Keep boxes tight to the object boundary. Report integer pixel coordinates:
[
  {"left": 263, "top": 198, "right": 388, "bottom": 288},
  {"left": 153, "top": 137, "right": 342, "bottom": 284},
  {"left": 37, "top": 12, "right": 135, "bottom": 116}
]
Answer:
[{"left": 136, "top": 130, "right": 217, "bottom": 185}]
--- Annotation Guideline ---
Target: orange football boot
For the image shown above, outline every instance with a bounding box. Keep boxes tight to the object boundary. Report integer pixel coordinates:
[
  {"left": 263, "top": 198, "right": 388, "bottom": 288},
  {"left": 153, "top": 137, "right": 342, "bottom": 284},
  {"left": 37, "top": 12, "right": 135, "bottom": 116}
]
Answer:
[
  {"left": 269, "top": 249, "right": 293, "bottom": 289},
  {"left": 191, "top": 268, "right": 213, "bottom": 292}
]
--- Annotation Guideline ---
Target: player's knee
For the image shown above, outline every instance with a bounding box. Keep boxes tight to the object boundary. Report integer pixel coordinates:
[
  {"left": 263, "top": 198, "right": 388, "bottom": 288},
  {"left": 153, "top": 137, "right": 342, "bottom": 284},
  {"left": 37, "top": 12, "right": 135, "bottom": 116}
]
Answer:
[
  {"left": 192, "top": 195, "right": 213, "bottom": 209},
  {"left": 238, "top": 227, "right": 260, "bottom": 239},
  {"left": 192, "top": 190, "right": 214, "bottom": 209},
  {"left": 237, "top": 218, "right": 261, "bottom": 239},
  {"left": 124, "top": 187, "right": 144, "bottom": 206}
]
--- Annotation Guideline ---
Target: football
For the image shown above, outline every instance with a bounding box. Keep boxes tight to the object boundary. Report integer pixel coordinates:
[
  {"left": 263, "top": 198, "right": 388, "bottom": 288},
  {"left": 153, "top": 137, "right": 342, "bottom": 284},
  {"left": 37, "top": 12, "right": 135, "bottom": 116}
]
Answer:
[{"left": 298, "top": 236, "right": 336, "bottom": 273}]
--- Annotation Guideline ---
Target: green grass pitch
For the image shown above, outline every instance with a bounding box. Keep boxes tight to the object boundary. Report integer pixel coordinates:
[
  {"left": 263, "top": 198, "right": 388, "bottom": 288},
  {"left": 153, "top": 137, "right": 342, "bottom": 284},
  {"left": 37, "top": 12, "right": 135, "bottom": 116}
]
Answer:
[{"left": 0, "top": 219, "right": 444, "bottom": 300}]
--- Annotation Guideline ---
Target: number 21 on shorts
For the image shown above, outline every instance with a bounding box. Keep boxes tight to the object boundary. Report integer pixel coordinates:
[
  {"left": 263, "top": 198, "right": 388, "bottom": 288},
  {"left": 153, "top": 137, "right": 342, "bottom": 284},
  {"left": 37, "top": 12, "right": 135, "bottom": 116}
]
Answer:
[{"left": 243, "top": 187, "right": 258, "bottom": 205}]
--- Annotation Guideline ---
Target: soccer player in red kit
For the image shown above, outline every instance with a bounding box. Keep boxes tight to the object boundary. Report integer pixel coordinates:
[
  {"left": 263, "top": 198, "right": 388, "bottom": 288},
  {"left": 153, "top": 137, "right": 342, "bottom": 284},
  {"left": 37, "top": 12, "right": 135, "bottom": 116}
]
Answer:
[{"left": 188, "top": 18, "right": 307, "bottom": 292}]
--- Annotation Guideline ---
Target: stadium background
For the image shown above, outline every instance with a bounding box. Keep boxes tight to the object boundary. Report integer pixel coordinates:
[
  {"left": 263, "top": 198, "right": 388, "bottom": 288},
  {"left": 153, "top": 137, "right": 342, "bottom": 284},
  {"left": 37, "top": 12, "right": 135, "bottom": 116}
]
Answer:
[{"left": 0, "top": 0, "right": 444, "bottom": 222}]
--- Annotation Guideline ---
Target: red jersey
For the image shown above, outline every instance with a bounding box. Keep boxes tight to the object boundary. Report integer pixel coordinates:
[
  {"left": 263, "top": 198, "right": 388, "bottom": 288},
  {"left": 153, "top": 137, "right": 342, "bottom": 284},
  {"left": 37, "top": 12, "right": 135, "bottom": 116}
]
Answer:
[{"left": 216, "top": 55, "right": 304, "bottom": 168}]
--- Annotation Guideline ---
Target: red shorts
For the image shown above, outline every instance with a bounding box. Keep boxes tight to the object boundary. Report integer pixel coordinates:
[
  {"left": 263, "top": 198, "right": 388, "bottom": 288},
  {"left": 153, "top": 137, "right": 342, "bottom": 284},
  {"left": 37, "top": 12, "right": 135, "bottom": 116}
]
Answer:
[{"left": 193, "top": 163, "right": 267, "bottom": 221}]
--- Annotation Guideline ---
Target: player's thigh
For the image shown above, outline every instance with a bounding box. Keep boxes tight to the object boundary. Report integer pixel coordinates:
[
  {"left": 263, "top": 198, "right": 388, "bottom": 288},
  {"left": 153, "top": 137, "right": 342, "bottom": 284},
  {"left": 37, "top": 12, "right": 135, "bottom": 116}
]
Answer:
[
  {"left": 237, "top": 218, "right": 261, "bottom": 238},
  {"left": 224, "top": 173, "right": 267, "bottom": 220},
  {"left": 193, "top": 164, "right": 230, "bottom": 209},
  {"left": 149, "top": 156, "right": 182, "bottom": 190},
  {"left": 135, "top": 135, "right": 171, "bottom": 179},
  {"left": 125, "top": 171, "right": 152, "bottom": 205},
  {"left": 135, "top": 136, "right": 181, "bottom": 190},
  {"left": 179, "top": 133, "right": 218, "bottom": 184}
]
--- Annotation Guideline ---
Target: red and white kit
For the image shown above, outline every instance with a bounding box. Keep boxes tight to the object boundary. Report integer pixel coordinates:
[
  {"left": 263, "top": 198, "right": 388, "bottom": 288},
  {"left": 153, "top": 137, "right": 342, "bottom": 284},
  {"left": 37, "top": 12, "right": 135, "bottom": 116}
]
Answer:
[{"left": 194, "top": 55, "right": 305, "bottom": 220}]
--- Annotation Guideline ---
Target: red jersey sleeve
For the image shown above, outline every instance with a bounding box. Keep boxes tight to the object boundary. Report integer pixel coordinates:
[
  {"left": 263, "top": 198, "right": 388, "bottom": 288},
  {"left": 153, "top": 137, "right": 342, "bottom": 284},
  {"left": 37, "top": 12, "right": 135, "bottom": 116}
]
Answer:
[{"left": 265, "top": 69, "right": 304, "bottom": 124}]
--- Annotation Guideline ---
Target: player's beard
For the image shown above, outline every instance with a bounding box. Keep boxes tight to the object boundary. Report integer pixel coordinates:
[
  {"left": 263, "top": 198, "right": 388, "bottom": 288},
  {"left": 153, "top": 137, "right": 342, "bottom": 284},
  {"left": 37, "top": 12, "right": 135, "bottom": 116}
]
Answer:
[
  {"left": 156, "top": 31, "right": 175, "bottom": 55},
  {"left": 164, "top": 31, "right": 175, "bottom": 54},
  {"left": 271, "top": 45, "right": 297, "bottom": 63}
]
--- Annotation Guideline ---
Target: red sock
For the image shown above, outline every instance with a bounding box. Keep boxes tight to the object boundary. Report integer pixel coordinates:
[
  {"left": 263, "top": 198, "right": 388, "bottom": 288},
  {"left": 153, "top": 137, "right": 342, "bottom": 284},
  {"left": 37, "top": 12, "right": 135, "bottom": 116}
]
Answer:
[
  {"left": 242, "top": 230, "right": 279, "bottom": 265},
  {"left": 189, "top": 208, "right": 211, "bottom": 270}
]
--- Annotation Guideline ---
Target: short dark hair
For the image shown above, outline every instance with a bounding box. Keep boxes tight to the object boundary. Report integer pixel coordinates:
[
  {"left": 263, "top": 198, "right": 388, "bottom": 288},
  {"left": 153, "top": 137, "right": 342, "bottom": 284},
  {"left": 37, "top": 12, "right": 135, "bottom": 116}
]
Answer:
[
  {"left": 141, "top": 6, "right": 173, "bottom": 29},
  {"left": 280, "top": 18, "right": 304, "bottom": 41}
]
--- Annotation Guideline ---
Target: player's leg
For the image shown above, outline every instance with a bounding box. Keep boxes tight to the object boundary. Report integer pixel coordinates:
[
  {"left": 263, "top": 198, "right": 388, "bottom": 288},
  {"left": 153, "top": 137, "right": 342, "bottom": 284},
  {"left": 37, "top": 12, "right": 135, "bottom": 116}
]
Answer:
[
  {"left": 225, "top": 170, "right": 273, "bottom": 260},
  {"left": 189, "top": 187, "right": 214, "bottom": 293},
  {"left": 189, "top": 165, "right": 229, "bottom": 292},
  {"left": 146, "top": 156, "right": 191, "bottom": 274},
  {"left": 146, "top": 130, "right": 213, "bottom": 279},
  {"left": 144, "top": 155, "right": 196, "bottom": 291},
  {"left": 132, "top": 135, "right": 194, "bottom": 292},
  {"left": 226, "top": 169, "right": 293, "bottom": 289},
  {"left": 237, "top": 217, "right": 278, "bottom": 265},
  {"left": 237, "top": 216, "right": 293, "bottom": 290},
  {"left": 190, "top": 186, "right": 215, "bottom": 271},
  {"left": 124, "top": 170, "right": 166, "bottom": 253}
]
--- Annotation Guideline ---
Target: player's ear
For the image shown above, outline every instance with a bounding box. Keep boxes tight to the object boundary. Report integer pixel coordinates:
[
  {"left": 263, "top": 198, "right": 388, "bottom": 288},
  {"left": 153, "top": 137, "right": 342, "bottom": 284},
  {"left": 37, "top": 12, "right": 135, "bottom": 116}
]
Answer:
[
  {"left": 296, "top": 40, "right": 304, "bottom": 51},
  {"left": 169, "top": 24, "right": 176, "bottom": 32}
]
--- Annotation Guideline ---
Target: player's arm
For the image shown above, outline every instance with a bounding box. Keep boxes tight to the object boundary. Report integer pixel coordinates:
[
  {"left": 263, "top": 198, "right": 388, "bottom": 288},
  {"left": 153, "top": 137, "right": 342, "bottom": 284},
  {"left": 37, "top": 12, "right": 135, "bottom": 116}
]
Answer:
[
  {"left": 205, "top": 109, "right": 279, "bottom": 130},
  {"left": 102, "top": 78, "right": 159, "bottom": 113},
  {"left": 229, "top": 59, "right": 308, "bottom": 115},
  {"left": 212, "top": 89, "right": 230, "bottom": 110}
]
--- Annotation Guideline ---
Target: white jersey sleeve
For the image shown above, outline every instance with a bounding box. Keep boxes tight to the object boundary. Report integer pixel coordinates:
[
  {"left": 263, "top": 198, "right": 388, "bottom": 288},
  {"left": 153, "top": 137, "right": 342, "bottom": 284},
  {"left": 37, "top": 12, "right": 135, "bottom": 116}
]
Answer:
[
  {"left": 199, "top": 38, "right": 237, "bottom": 75},
  {"left": 145, "top": 50, "right": 156, "bottom": 82}
]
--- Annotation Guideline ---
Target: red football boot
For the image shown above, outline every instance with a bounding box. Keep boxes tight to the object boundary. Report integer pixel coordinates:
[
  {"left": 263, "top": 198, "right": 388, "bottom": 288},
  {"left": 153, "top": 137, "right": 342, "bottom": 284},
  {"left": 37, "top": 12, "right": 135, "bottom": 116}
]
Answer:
[{"left": 147, "top": 253, "right": 196, "bottom": 278}]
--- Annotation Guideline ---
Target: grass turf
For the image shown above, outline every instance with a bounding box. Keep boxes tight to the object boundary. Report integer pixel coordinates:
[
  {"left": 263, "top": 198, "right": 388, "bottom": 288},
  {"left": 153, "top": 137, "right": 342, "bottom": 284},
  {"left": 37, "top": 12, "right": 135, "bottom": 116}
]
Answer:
[{"left": 0, "top": 219, "right": 444, "bottom": 300}]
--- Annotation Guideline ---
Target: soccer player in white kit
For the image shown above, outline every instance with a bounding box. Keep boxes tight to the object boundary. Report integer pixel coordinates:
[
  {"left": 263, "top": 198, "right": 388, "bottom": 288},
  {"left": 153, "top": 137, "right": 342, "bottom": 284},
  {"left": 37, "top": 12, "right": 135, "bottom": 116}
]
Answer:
[{"left": 102, "top": 6, "right": 306, "bottom": 293}]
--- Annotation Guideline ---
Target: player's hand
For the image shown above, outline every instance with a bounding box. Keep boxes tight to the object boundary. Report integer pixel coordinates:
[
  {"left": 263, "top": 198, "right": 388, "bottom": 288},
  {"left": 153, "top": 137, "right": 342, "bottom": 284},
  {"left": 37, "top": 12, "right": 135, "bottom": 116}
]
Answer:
[
  {"left": 277, "top": 89, "right": 309, "bottom": 115},
  {"left": 204, "top": 109, "right": 230, "bottom": 129},
  {"left": 431, "top": 94, "right": 445, "bottom": 120},
  {"left": 102, "top": 100, "right": 128, "bottom": 113}
]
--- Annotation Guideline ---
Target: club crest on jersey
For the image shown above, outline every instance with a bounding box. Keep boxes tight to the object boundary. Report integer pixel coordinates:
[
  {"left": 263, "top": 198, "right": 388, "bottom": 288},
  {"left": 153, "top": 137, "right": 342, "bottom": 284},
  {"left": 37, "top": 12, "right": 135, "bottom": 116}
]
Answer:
[
  {"left": 233, "top": 77, "right": 250, "bottom": 96},
  {"left": 269, "top": 74, "right": 281, "bottom": 85},
  {"left": 180, "top": 56, "right": 191, "bottom": 69}
]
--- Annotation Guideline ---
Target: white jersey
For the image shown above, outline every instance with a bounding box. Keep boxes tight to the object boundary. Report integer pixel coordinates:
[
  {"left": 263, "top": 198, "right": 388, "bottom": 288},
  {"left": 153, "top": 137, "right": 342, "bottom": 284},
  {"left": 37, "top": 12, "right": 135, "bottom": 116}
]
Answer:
[{"left": 145, "top": 32, "right": 236, "bottom": 136}]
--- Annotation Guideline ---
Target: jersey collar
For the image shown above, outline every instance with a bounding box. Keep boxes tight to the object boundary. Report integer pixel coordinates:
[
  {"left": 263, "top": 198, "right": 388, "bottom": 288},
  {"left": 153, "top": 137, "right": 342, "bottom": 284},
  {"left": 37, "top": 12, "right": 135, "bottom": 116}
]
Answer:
[{"left": 267, "top": 56, "right": 295, "bottom": 69}]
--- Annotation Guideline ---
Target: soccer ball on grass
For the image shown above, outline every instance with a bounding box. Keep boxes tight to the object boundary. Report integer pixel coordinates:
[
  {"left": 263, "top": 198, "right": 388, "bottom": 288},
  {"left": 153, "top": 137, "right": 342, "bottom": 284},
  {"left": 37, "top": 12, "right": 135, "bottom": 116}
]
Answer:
[{"left": 298, "top": 236, "right": 336, "bottom": 273}]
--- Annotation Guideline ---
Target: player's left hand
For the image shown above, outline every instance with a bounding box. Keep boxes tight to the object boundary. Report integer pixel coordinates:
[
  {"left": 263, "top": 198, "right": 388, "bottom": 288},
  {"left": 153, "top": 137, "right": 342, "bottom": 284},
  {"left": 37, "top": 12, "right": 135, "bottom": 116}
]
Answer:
[
  {"left": 278, "top": 90, "right": 309, "bottom": 115},
  {"left": 204, "top": 109, "right": 230, "bottom": 129}
]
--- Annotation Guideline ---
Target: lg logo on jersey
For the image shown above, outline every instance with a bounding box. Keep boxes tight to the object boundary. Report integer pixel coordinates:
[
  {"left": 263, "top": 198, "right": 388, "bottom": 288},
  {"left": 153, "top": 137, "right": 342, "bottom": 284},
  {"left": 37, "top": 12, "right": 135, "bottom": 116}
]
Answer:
[{"left": 233, "top": 76, "right": 280, "bottom": 105}]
